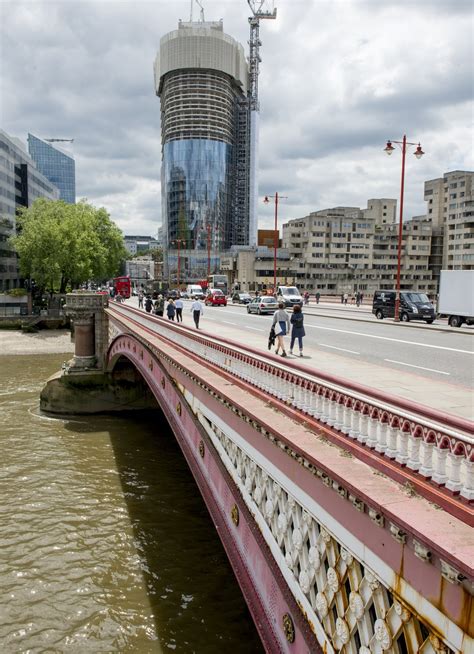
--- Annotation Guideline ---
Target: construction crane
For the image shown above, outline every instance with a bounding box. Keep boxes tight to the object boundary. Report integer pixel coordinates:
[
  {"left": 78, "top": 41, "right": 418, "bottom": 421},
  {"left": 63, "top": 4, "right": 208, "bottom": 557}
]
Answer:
[
  {"left": 189, "top": 0, "right": 205, "bottom": 22},
  {"left": 44, "top": 138, "right": 74, "bottom": 143},
  {"left": 247, "top": 0, "right": 276, "bottom": 111}
]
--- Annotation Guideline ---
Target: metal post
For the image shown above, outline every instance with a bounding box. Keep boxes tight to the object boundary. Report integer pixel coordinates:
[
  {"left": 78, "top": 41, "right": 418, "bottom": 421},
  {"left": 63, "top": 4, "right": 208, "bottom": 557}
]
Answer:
[
  {"left": 395, "top": 135, "right": 407, "bottom": 322},
  {"left": 274, "top": 191, "right": 279, "bottom": 292},
  {"left": 177, "top": 239, "right": 181, "bottom": 289},
  {"left": 207, "top": 223, "right": 211, "bottom": 278}
]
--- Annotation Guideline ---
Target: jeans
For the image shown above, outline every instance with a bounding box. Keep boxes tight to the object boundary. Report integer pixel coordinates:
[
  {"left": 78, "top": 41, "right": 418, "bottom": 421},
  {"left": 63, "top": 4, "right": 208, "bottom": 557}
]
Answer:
[{"left": 290, "top": 334, "right": 303, "bottom": 350}]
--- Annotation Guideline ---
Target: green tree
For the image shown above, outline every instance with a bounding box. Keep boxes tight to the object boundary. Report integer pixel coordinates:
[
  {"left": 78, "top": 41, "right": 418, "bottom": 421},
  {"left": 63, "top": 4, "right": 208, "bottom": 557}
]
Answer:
[{"left": 11, "top": 198, "right": 127, "bottom": 293}]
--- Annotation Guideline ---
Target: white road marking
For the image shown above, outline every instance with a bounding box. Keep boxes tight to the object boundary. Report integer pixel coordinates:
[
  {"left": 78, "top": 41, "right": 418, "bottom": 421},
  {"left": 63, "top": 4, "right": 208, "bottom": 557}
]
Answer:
[
  {"left": 221, "top": 321, "right": 238, "bottom": 326},
  {"left": 384, "top": 359, "right": 451, "bottom": 375},
  {"left": 305, "top": 324, "right": 473, "bottom": 354},
  {"left": 320, "top": 343, "right": 360, "bottom": 355},
  {"left": 246, "top": 326, "right": 265, "bottom": 332}
]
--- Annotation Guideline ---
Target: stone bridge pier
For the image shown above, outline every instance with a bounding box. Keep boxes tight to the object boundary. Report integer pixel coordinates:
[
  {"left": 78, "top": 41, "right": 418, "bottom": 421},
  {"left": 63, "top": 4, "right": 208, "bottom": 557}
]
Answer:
[{"left": 40, "top": 293, "right": 156, "bottom": 414}]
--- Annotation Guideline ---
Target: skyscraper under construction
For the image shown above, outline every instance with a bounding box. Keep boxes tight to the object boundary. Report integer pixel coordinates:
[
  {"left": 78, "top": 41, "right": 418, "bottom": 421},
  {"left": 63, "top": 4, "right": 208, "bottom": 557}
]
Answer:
[{"left": 154, "top": 17, "right": 255, "bottom": 280}]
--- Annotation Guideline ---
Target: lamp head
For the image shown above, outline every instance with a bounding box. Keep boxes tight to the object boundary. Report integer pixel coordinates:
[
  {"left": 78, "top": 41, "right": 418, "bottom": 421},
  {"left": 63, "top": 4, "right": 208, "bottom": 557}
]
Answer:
[
  {"left": 264, "top": 195, "right": 270, "bottom": 204},
  {"left": 414, "top": 143, "right": 425, "bottom": 159},
  {"left": 384, "top": 140, "right": 395, "bottom": 155}
]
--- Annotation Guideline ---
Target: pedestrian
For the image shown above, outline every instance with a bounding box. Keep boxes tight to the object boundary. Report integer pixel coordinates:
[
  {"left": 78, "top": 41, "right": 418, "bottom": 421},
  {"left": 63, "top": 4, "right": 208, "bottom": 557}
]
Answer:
[
  {"left": 341, "top": 293, "right": 344, "bottom": 304},
  {"left": 290, "top": 304, "right": 305, "bottom": 357},
  {"left": 272, "top": 302, "right": 290, "bottom": 357},
  {"left": 343, "top": 293, "right": 348, "bottom": 305},
  {"left": 303, "top": 291, "right": 309, "bottom": 305},
  {"left": 115, "top": 291, "right": 123, "bottom": 303},
  {"left": 138, "top": 289, "right": 144, "bottom": 309},
  {"left": 175, "top": 296, "right": 184, "bottom": 322},
  {"left": 145, "top": 295, "right": 153, "bottom": 313},
  {"left": 191, "top": 298, "right": 204, "bottom": 328},
  {"left": 166, "top": 298, "right": 176, "bottom": 321},
  {"left": 360, "top": 293, "right": 364, "bottom": 304},
  {"left": 315, "top": 291, "right": 321, "bottom": 304},
  {"left": 356, "top": 291, "right": 361, "bottom": 307},
  {"left": 154, "top": 294, "right": 164, "bottom": 317}
]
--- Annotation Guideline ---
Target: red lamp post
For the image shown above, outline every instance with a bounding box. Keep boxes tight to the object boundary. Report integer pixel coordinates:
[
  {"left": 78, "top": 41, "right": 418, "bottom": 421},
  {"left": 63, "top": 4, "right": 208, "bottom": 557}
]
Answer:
[
  {"left": 384, "top": 136, "right": 425, "bottom": 321},
  {"left": 264, "top": 192, "right": 287, "bottom": 292},
  {"left": 171, "top": 238, "right": 186, "bottom": 289}
]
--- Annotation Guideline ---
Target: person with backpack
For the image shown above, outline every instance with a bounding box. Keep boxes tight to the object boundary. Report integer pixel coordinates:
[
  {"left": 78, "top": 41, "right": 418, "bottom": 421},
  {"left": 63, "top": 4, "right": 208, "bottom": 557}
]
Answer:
[
  {"left": 166, "top": 298, "right": 176, "bottom": 321},
  {"left": 145, "top": 295, "right": 153, "bottom": 313},
  {"left": 289, "top": 304, "right": 305, "bottom": 357},
  {"left": 154, "top": 294, "right": 164, "bottom": 317}
]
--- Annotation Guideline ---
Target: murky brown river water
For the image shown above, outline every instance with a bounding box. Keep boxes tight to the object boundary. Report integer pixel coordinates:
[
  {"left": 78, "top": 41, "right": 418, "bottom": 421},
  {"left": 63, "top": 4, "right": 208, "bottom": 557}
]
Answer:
[{"left": 0, "top": 353, "right": 263, "bottom": 653}]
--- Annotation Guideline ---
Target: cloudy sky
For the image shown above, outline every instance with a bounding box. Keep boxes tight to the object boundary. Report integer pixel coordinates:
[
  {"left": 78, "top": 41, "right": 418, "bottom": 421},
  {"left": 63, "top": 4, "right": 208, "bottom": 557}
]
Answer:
[{"left": 1, "top": 0, "right": 472, "bottom": 235}]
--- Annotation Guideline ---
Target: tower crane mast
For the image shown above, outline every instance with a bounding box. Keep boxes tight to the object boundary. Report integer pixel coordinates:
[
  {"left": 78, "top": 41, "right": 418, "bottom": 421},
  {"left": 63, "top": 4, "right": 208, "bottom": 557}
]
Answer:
[{"left": 247, "top": 0, "right": 276, "bottom": 111}]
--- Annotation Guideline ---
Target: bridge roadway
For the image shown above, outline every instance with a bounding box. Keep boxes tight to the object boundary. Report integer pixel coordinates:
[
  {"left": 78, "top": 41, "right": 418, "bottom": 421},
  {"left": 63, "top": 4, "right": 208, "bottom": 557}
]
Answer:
[
  {"left": 105, "top": 301, "right": 473, "bottom": 654},
  {"left": 125, "top": 298, "right": 473, "bottom": 420}
]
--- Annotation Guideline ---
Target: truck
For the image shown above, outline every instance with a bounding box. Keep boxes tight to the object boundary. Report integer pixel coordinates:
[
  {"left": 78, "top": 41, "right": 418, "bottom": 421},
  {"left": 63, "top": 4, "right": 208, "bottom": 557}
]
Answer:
[
  {"left": 186, "top": 284, "right": 204, "bottom": 299},
  {"left": 438, "top": 270, "right": 474, "bottom": 327}
]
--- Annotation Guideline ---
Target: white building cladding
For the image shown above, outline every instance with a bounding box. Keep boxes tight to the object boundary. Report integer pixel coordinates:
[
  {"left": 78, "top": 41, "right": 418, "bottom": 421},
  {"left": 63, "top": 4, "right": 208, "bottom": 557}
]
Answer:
[{"left": 154, "top": 20, "right": 252, "bottom": 281}]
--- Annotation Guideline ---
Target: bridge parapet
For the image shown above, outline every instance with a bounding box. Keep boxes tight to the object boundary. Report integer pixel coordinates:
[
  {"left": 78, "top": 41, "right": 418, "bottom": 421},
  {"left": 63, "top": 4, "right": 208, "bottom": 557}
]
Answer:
[
  {"left": 106, "top": 305, "right": 473, "bottom": 654},
  {"left": 107, "top": 304, "right": 473, "bottom": 506}
]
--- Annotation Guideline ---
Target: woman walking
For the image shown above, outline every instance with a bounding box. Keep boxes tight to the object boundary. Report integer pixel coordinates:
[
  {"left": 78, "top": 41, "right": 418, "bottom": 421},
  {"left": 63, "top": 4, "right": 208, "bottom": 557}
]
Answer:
[
  {"left": 272, "top": 302, "right": 290, "bottom": 357},
  {"left": 290, "top": 304, "right": 305, "bottom": 357},
  {"left": 166, "top": 298, "right": 176, "bottom": 321}
]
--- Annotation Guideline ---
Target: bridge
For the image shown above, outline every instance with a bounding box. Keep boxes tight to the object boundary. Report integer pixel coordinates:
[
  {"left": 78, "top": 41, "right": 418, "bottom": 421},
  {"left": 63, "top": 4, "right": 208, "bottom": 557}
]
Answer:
[{"left": 41, "top": 293, "right": 473, "bottom": 653}]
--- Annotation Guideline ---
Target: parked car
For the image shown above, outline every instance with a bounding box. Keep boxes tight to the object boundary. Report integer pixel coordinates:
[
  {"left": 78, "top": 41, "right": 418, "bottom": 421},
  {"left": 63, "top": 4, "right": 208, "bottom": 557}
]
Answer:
[
  {"left": 179, "top": 291, "right": 189, "bottom": 299},
  {"left": 205, "top": 289, "right": 227, "bottom": 306},
  {"left": 232, "top": 292, "right": 252, "bottom": 304},
  {"left": 167, "top": 289, "right": 180, "bottom": 300},
  {"left": 247, "top": 296, "right": 279, "bottom": 315},
  {"left": 372, "top": 290, "right": 436, "bottom": 323}
]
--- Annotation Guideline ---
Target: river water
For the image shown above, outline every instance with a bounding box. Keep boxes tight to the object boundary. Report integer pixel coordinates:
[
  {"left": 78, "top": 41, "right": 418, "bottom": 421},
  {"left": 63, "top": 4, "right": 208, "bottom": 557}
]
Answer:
[{"left": 0, "top": 353, "right": 263, "bottom": 653}]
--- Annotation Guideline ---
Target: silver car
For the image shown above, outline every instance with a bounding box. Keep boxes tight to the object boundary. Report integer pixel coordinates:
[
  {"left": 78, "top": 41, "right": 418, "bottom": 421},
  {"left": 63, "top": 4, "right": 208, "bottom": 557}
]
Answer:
[{"left": 247, "top": 296, "right": 279, "bottom": 315}]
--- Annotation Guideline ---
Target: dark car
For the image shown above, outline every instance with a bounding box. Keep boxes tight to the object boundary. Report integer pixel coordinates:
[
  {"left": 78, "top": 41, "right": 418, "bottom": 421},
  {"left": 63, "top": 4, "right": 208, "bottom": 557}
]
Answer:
[
  {"left": 372, "top": 290, "right": 435, "bottom": 323},
  {"left": 247, "top": 296, "right": 279, "bottom": 315},
  {"left": 232, "top": 292, "right": 252, "bottom": 304},
  {"left": 167, "top": 289, "right": 180, "bottom": 300}
]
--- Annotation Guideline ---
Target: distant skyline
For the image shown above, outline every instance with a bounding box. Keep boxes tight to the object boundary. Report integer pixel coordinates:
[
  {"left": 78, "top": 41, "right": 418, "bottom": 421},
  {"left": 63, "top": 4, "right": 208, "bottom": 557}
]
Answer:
[{"left": 1, "top": 0, "right": 472, "bottom": 235}]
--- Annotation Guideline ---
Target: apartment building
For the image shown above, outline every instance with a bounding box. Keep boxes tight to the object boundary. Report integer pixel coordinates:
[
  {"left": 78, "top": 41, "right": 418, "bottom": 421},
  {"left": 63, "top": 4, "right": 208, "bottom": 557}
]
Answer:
[
  {"left": 281, "top": 201, "right": 436, "bottom": 296},
  {"left": 424, "top": 170, "right": 474, "bottom": 271}
]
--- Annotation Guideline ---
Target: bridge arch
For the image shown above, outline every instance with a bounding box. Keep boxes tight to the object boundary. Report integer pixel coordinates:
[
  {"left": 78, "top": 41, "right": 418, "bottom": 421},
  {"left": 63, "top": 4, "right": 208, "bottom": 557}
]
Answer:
[{"left": 106, "top": 332, "right": 320, "bottom": 653}]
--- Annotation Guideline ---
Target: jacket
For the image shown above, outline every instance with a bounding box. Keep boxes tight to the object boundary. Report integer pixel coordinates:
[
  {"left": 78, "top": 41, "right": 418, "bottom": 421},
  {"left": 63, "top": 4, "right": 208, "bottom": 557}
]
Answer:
[{"left": 272, "top": 309, "right": 290, "bottom": 331}]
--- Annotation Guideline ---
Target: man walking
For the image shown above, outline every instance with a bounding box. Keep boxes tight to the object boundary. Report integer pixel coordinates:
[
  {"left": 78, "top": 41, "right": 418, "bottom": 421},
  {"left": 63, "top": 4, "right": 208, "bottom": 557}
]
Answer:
[
  {"left": 175, "top": 296, "right": 184, "bottom": 322},
  {"left": 190, "top": 298, "right": 203, "bottom": 329}
]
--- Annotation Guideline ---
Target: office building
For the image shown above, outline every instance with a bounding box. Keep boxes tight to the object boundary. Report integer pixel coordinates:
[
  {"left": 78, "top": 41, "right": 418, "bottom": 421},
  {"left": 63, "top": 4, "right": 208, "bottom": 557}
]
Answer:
[
  {"left": 28, "top": 133, "right": 75, "bottom": 204},
  {"left": 154, "top": 19, "right": 251, "bottom": 280},
  {"left": 424, "top": 170, "right": 473, "bottom": 271},
  {"left": 0, "top": 130, "right": 59, "bottom": 291}
]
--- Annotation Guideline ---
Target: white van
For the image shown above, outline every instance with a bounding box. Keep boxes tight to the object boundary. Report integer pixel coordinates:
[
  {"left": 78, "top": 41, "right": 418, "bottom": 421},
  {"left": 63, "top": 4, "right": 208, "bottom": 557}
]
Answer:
[
  {"left": 186, "top": 284, "right": 204, "bottom": 299},
  {"left": 276, "top": 286, "right": 303, "bottom": 307}
]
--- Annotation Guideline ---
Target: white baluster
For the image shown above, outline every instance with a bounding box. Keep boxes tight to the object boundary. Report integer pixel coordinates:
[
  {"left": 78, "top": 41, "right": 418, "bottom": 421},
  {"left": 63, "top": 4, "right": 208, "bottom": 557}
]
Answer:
[
  {"left": 385, "top": 422, "right": 399, "bottom": 459},
  {"left": 375, "top": 420, "right": 388, "bottom": 454},
  {"left": 349, "top": 406, "right": 360, "bottom": 439},
  {"left": 419, "top": 440, "right": 435, "bottom": 478},
  {"left": 446, "top": 452, "right": 464, "bottom": 493},
  {"left": 334, "top": 399, "right": 344, "bottom": 431},
  {"left": 460, "top": 459, "right": 474, "bottom": 500},
  {"left": 395, "top": 428, "right": 409, "bottom": 465},
  {"left": 357, "top": 412, "right": 369, "bottom": 444},
  {"left": 431, "top": 447, "right": 448, "bottom": 485},
  {"left": 406, "top": 434, "right": 422, "bottom": 471},
  {"left": 340, "top": 402, "right": 351, "bottom": 435}
]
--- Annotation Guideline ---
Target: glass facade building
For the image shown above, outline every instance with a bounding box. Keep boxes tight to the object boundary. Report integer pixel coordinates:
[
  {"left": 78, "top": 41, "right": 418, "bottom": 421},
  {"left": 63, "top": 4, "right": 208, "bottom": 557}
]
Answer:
[
  {"left": 155, "top": 20, "right": 252, "bottom": 281},
  {"left": 0, "top": 130, "right": 59, "bottom": 290},
  {"left": 28, "top": 134, "right": 75, "bottom": 204}
]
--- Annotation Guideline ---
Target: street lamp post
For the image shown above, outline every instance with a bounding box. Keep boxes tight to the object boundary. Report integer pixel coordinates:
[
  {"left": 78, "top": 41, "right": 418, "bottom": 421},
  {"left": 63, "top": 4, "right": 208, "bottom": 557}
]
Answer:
[
  {"left": 384, "top": 136, "right": 425, "bottom": 321},
  {"left": 171, "top": 239, "right": 186, "bottom": 289},
  {"left": 264, "top": 192, "right": 287, "bottom": 292},
  {"left": 206, "top": 223, "right": 211, "bottom": 278}
]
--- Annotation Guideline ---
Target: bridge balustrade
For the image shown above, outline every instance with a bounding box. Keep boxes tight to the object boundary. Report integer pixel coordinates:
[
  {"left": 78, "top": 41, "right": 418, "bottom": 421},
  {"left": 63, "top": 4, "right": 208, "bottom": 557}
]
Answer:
[{"left": 108, "top": 304, "right": 473, "bottom": 506}]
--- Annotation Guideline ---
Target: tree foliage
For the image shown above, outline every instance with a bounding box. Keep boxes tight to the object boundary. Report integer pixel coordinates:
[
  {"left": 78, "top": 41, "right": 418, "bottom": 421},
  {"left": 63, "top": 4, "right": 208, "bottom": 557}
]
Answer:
[{"left": 11, "top": 199, "right": 127, "bottom": 292}]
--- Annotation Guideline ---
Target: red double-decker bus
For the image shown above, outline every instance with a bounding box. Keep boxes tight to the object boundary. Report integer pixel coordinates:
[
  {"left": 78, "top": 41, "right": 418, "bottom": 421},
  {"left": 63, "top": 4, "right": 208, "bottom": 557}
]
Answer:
[{"left": 113, "top": 276, "right": 131, "bottom": 299}]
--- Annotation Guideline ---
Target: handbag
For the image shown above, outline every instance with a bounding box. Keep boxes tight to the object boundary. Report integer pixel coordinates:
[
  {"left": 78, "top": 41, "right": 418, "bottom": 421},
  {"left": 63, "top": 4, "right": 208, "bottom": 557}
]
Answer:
[{"left": 274, "top": 322, "right": 282, "bottom": 335}]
